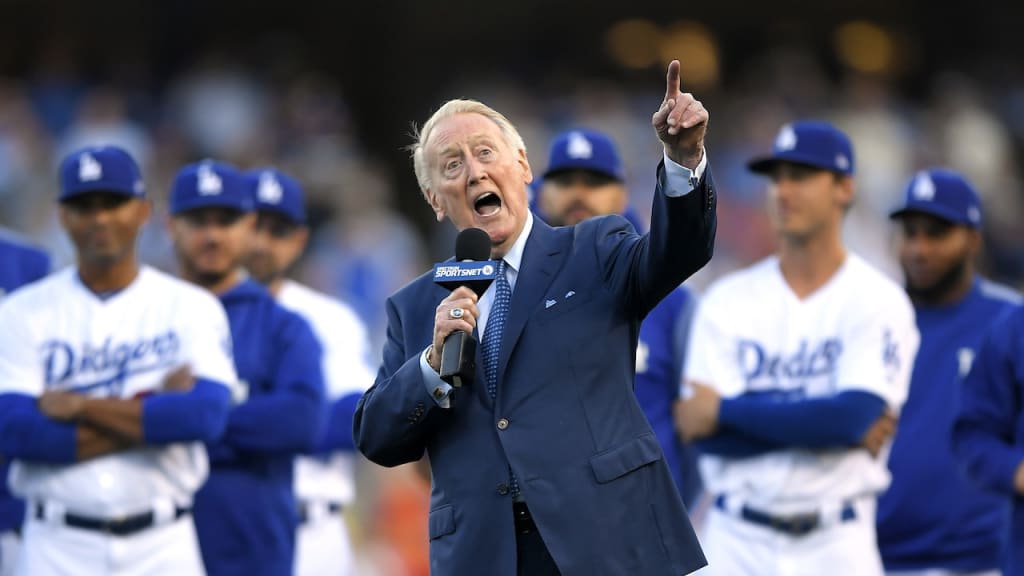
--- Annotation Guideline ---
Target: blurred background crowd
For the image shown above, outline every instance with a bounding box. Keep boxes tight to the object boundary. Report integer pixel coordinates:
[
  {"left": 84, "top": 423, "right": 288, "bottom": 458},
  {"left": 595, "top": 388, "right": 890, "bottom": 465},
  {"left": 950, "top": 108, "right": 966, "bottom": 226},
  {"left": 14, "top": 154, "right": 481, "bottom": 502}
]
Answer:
[{"left": 3, "top": 1, "right": 1024, "bottom": 573}]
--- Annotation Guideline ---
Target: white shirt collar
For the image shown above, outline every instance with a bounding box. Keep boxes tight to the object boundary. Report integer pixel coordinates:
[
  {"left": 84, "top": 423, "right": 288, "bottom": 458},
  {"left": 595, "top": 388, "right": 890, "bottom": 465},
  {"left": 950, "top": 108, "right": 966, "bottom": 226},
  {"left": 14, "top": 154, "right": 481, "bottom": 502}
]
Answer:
[{"left": 500, "top": 211, "right": 533, "bottom": 274}]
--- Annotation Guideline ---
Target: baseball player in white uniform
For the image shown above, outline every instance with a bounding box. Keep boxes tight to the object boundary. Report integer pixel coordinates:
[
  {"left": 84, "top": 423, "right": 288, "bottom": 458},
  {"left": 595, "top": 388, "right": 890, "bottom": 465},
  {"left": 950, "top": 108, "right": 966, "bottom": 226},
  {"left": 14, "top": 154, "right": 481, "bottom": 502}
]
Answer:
[
  {"left": 244, "top": 168, "right": 375, "bottom": 576},
  {"left": 0, "top": 146, "right": 238, "bottom": 576},
  {"left": 676, "top": 122, "right": 919, "bottom": 575}
]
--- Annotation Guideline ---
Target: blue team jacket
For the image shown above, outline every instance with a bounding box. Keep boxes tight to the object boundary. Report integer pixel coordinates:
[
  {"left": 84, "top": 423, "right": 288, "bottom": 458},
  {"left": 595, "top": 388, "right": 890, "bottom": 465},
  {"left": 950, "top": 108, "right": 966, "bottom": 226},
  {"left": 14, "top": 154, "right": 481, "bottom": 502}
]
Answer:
[
  {"left": 635, "top": 286, "right": 702, "bottom": 507},
  {"left": 879, "top": 279, "right": 1020, "bottom": 572},
  {"left": 0, "top": 233, "right": 49, "bottom": 533},
  {"left": 192, "top": 280, "right": 325, "bottom": 576},
  {"left": 953, "top": 298, "right": 1024, "bottom": 576}
]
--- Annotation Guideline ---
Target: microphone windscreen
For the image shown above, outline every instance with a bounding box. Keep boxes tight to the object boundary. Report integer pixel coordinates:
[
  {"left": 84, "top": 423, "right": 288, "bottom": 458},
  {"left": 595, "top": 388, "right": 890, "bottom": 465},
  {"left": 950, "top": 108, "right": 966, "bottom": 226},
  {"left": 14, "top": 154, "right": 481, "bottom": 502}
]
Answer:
[{"left": 455, "top": 228, "right": 491, "bottom": 261}]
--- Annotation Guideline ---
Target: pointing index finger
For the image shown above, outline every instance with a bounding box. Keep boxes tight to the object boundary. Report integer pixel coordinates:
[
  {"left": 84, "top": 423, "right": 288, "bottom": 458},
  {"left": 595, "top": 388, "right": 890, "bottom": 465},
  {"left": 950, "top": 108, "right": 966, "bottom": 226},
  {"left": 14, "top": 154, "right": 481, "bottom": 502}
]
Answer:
[{"left": 665, "top": 60, "right": 681, "bottom": 100}]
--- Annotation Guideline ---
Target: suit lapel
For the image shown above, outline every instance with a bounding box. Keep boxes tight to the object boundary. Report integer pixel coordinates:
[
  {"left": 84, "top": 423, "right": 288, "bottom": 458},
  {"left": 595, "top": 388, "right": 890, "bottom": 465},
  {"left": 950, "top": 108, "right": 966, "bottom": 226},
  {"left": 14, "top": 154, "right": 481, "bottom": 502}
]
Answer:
[{"left": 496, "top": 220, "right": 566, "bottom": 388}]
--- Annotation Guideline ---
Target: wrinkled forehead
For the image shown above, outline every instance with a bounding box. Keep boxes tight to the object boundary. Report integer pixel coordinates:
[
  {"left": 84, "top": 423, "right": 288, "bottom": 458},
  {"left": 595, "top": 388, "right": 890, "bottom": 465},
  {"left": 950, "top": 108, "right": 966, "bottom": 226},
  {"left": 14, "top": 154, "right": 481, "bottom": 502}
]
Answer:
[{"left": 426, "top": 113, "right": 509, "bottom": 158}]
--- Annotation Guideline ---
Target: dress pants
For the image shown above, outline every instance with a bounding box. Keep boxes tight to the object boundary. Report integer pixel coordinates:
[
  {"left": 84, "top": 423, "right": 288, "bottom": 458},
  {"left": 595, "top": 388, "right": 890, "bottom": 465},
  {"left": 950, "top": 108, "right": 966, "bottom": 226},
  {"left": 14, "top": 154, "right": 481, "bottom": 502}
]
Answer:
[{"left": 514, "top": 502, "right": 560, "bottom": 576}]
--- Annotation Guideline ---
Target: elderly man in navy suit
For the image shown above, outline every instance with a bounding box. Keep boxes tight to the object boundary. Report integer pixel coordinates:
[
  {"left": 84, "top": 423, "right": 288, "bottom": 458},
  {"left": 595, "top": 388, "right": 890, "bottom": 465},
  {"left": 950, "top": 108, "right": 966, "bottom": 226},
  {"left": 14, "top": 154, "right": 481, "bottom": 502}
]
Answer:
[{"left": 354, "top": 60, "right": 717, "bottom": 575}]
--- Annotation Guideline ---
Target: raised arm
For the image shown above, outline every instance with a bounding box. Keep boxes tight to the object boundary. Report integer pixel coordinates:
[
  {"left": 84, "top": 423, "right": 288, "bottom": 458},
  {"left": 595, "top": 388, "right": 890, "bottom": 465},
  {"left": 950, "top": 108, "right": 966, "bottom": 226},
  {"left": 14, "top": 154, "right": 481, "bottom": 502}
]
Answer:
[{"left": 606, "top": 60, "right": 716, "bottom": 317}]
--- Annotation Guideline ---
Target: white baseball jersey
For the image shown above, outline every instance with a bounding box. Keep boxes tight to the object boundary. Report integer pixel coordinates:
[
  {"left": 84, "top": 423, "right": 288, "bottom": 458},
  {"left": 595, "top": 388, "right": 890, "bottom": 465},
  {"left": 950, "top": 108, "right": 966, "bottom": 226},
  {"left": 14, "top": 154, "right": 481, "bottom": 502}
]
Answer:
[
  {"left": 0, "top": 266, "right": 238, "bottom": 518},
  {"left": 278, "top": 280, "right": 374, "bottom": 505},
  {"left": 686, "top": 253, "right": 918, "bottom": 514}
]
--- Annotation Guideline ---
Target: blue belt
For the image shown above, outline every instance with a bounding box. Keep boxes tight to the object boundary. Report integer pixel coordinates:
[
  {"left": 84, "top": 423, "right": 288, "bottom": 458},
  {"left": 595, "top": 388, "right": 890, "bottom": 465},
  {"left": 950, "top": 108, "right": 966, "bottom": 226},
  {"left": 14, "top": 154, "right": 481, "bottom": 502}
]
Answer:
[{"left": 714, "top": 495, "right": 856, "bottom": 537}]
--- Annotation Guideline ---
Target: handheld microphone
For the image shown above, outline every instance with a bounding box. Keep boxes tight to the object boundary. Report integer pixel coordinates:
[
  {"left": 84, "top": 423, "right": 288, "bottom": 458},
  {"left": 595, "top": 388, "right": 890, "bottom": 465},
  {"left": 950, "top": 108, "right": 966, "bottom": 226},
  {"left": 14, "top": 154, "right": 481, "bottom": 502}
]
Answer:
[{"left": 432, "top": 228, "right": 497, "bottom": 387}]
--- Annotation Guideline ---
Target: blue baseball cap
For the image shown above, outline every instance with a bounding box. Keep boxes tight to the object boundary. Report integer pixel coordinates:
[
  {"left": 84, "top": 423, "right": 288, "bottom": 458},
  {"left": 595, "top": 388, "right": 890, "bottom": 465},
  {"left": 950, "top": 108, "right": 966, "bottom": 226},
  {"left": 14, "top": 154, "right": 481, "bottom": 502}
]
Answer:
[
  {"left": 543, "top": 129, "right": 625, "bottom": 181},
  {"left": 169, "top": 160, "right": 252, "bottom": 215},
  {"left": 59, "top": 145, "right": 145, "bottom": 202},
  {"left": 245, "top": 168, "right": 306, "bottom": 224},
  {"left": 748, "top": 121, "right": 855, "bottom": 176},
  {"left": 889, "top": 168, "right": 982, "bottom": 228}
]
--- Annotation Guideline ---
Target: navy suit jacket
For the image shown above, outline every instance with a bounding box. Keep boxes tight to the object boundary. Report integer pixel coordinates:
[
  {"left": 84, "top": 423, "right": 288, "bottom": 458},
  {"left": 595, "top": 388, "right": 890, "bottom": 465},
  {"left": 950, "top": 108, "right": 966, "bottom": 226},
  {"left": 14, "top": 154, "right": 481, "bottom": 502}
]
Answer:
[{"left": 355, "top": 164, "right": 716, "bottom": 576}]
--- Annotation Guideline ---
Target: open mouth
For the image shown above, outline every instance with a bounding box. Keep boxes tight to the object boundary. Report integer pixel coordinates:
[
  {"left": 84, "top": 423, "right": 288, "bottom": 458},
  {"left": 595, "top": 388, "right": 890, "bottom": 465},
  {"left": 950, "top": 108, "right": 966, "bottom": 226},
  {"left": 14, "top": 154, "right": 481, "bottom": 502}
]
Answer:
[{"left": 474, "top": 192, "right": 502, "bottom": 217}]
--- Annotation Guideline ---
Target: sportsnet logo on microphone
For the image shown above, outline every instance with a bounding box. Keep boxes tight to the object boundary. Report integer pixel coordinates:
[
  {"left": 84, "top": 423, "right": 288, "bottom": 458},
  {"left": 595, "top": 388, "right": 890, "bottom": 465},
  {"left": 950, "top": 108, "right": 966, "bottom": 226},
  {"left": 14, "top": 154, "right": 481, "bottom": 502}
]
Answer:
[{"left": 433, "top": 261, "right": 499, "bottom": 294}]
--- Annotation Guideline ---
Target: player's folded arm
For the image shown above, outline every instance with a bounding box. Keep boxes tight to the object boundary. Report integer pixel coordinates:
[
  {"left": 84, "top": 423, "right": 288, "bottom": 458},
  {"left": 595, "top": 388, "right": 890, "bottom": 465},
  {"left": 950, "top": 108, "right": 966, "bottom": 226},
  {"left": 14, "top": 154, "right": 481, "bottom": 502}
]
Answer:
[
  {"left": 222, "top": 389, "right": 324, "bottom": 454},
  {"left": 313, "top": 391, "right": 363, "bottom": 454},
  {"left": 221, "top": 314, "right": 327, "bottom": 455},
  {"left": 141, "top": 378, "right": 233, "bottom": 444},
  {"left": 75, "top": 423, "right": 137, "bottom": 460},
  {"left": 718, "top": 389, "right": 886, "bottom": 449},
  {"left": 0, "top": 393, "right": 76, "bottom": 463}
]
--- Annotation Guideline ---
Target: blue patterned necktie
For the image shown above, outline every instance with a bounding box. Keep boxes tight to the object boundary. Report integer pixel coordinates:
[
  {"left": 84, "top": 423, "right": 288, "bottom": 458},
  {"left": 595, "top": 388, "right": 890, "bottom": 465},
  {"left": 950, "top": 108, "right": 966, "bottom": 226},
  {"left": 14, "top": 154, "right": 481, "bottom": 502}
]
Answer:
[
  {"left": 481, "top": 260, "right": 519, "bottom": 497},
  {"left": 482, "top": 259, "right": 511, "bottom": 400}
]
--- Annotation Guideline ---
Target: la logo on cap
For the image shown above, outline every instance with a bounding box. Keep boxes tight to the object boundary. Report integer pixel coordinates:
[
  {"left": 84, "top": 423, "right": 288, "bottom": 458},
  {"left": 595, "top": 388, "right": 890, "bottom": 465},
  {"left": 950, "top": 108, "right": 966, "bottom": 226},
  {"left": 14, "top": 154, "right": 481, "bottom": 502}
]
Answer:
[
  {"left": 968, "top": 206, "right": 981, "bottom": 224},
  {"left": 258, "top": 172, "right": 283, "bottom": 204},
  {"left": 775, "top": 125, "right": 797, "bottom": 151},
  {"left": 197, "top": 164, "right": 223, "bottom": 196},
  {"left": 912, "top": 172, "right": 935, "bottom": 201},
  {"left": 566, "top": 132, "right": 593, "bottom": 160},
  {"left": 78, "top": 153, "right": 102, "bottom": 182}
]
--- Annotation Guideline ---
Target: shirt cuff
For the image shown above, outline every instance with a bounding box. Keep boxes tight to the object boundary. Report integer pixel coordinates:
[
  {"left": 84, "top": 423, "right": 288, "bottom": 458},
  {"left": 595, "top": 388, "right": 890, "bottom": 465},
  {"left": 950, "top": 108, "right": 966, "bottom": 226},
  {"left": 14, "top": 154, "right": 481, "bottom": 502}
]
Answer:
[
  {"left": 662, "top": 148, "right": 708, "bottom": 197},
  {"left": 420, "top": 346, "right": 452, "bottom": 409}
]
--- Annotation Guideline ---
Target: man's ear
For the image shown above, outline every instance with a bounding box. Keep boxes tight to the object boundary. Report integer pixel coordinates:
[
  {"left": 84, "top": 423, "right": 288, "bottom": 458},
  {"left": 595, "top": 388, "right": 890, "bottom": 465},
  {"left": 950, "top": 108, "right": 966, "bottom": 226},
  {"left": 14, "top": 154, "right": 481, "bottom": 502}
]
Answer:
[
  {"left": 294, "top": 227, "right": 310, "bottom": 253},
  {"left": 137, "top": 198, "right": 153, "bottom": 224},
  {"left": 967, "top": 228, "right": 982, "bottom": 258},
  {"left": 837, "top": 175, "right": 855, "bottom": 212},
  {"left": 518, "top": 148, "right": 533, "bottom": 185},
  {"left": 424, "top": 189, "right": 445, "bottom": 222}
]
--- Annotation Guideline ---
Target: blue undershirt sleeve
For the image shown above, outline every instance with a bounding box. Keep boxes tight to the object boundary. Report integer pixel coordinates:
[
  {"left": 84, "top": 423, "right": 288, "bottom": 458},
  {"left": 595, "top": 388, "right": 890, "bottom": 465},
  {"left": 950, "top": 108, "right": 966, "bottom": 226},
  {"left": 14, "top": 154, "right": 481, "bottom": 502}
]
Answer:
[
  {"left": 142, "top": 378, "right": 232, "bottom": 444},
  {"left": 718, "top": 389, "right": 886, "bottom": 448},
  {"left": 0, "top": 393, "right": 76, "bottom": 463},
  {"left": 316, "top": 391, "right": 363, "bottom": 453}
]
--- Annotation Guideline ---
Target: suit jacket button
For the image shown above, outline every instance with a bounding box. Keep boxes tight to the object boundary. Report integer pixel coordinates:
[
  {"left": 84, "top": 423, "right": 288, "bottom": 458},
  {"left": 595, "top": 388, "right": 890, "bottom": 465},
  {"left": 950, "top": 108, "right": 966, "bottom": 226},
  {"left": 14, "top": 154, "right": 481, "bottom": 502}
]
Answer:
[
  {"left": 497, "top": 483, "right": 509, "bottom": 495},
  {"left": 497, "top": 418, "right": 509, "bottom": 430}
]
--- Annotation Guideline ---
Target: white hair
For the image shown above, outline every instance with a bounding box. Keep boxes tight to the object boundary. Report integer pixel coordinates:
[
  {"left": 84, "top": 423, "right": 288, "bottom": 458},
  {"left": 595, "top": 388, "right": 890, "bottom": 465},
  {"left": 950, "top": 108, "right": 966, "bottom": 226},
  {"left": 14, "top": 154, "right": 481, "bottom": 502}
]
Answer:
[{"left": 409, "top": 99, "right": 527, "bottom": 199}]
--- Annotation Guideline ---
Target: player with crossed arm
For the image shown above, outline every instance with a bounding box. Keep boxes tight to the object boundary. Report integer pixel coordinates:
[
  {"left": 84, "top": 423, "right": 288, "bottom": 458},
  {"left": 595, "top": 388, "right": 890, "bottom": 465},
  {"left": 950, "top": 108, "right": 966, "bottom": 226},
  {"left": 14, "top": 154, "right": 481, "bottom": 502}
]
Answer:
[
  {"left": 244, "top": 168, "right": 375, "bottom": 576},
  {"left": 167, "top": 160, "right": 326, "bottom": 576},
  {"left": 0, "top": 146, "right": 238, "bottom": 576},
  {"left": 677, "top": 121, "right": 919, "bottom": 575},
  {"left": 535, "top": 129, "right": 702, "bottom": 508},
  {"left": 878, "top": 169, "right": 1019, "bottom": 576},
  {"left": 0, "top": 229, "right": 50, "bottom": 574}
]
